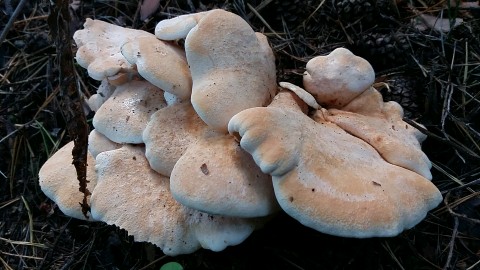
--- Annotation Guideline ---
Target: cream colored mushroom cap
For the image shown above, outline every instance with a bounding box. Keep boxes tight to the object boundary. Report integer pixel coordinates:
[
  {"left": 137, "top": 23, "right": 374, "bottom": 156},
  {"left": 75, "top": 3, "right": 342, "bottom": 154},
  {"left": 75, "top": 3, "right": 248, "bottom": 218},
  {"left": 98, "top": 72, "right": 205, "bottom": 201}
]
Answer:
[
  {"left": 121, "top": 36, "right": 192, "bottom": 100},
  {"left": 303, "top": 48, "right": 375, "bottom": 108},
  {"left": 228, "top": 92, "right": 442, "bottom": 238},
  {"left": 156, "top": 9, "right": 277, "bottom": 131},
  {"left": 73, "top": 19, "right": 152, "bottom": 80},
  {"left": 143, "top": 102, "right": 208, "bottom": 176},
  {"left": 93, "top": 80, "right": 167, "bottom": 144},
  {"left": 327, "top": 87, "right": 432, "bottom": 179},
  {"left": 90, "top": 145, "right": 260, "bottom": 255},
  {"left": 88, "top": 129, "right": 121, "bottom": 158},
  {"left": 155, "top": 11, "right": 207, "bottom": 40},
  {"left": 170, "top": 131, "right": 279, "bottom": 218},
  {"left": 39, "top": 141, "right": 97, "bottom": 221}
]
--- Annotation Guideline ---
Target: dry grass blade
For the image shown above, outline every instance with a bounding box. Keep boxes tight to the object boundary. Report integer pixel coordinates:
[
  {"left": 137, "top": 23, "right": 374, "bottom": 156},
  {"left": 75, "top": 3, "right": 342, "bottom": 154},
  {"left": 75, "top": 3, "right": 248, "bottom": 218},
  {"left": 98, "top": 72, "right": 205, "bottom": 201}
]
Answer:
[{"left": 0, "top": 237, "right": 47, "bottom": 248}]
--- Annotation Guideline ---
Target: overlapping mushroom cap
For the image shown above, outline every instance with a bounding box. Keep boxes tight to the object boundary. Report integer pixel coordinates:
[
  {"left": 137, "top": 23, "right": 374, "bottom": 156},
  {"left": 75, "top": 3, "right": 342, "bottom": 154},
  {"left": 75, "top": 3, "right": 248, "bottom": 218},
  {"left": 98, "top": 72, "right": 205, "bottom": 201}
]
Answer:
[
  {"left": 91, "top": 145, "right": 263, "bottom": 255},
  {"left": 73, "top": 19, "right": 151, "bottom": 81},
  {"left": 326, "top": 87, "right": 432, "bottom": 179},
  {"left": 155, "top": 9, "right": 277, "bottom": 131},
  {"left": 228, "top": 90, "right": 442, "bottom": 237},
  {"left": 120, "top": 35, "right": 192, "bottom": 100},
  {"left": 93, "top": 80, "right": 167, "bottom": 144},
  {"left": 170, "top": 131, "right": 279, "bottom": 218},
  {"left": 143, "top": 102, "right": 208, "bottom": 176},
  {"left": 38, "top": 142, "right": 97, "bottom": 221}
]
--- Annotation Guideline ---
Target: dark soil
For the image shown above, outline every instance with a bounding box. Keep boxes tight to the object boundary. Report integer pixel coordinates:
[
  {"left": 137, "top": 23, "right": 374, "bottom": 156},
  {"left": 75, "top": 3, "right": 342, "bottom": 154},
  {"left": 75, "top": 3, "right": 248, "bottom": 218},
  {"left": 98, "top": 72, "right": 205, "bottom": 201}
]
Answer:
[{"left": 1, "top": 0, "right": 479, "bottom": 269}]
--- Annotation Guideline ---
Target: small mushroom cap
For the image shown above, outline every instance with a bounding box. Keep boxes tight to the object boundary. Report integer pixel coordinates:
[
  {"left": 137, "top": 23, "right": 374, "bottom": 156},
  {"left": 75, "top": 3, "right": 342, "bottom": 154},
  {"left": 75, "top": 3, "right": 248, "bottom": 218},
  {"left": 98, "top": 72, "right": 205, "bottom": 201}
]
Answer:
[
  {"left": 156, "top": 9, "right": 277, "bottom": 131},
  {"left": 170, "top": 131, "right": 279, "bottom": 218},
  {"left": 121, "top": 36, "right": 192, "bottom": 100},
  {"left": 228, "top": 92, "right": 442, "bottom": 238},
  {"left": 303, "top": 48, "right": 375, "bottom": 108},
  {"left": 86, "top": 79, "right": 116, "bottom": 112},
  {"left": 326, "top": 87, "right": 432, "bottom": 179},
  {"left": 143, "top": 102, "right": 209, "bottom": 176},
  {"left": 279, "top": 82, "right": 320, "bottom": 109},
  {"left": 73, "top": 19, "right": 152, "bottom": 80},
  {"left": 91, "top": 145, "right": 261, "bottom": 255},
  {"left": 93, "top": 80, "right": 167, "bottom": 144},
  {"left": 155, "top": 12, "right": 207, "bottom": 40},
  {"left": 88, "top": 129, "right": 121, "bottom": 158},
  {"left": 39, "top": 141, "right": 97, "bottom": 221}
]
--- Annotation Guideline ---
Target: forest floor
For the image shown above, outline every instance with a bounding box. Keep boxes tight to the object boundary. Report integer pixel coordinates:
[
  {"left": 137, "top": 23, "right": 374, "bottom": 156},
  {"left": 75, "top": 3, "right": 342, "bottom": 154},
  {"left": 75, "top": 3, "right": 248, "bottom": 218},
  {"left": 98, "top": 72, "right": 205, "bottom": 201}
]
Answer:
[{"left": 1, "top": 0, "right": 480, "bottom": 269}]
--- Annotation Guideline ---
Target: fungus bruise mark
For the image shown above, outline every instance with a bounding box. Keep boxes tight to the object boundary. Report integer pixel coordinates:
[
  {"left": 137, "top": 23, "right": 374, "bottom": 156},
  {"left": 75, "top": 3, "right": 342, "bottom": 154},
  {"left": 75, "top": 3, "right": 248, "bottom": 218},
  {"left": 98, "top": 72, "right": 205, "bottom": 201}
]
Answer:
[
  {"left": 372, "top": 181, "right": 381, "bottom": 187},
  {"left": 200, "top": 163, "right": 209, "bottom": 175},
  {"left": 126, "top": 115, "right": 130, "bottom": 122}
]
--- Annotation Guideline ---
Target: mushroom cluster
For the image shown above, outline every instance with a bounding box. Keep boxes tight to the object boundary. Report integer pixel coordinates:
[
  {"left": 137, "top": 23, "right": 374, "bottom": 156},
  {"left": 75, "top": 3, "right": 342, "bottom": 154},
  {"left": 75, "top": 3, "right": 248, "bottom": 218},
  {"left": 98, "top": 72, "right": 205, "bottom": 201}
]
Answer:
[{"left": 39, "top": 9, "right": 442, "bottom": 256}]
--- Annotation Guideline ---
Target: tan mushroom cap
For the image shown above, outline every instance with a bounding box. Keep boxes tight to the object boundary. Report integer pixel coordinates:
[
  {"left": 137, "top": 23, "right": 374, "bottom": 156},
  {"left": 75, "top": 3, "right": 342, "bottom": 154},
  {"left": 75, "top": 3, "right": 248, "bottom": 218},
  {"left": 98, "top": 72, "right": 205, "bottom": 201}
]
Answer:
[
  {"left": 73, "top": 19, "right": 152, "bottom": 80},
  {"left": 170, "top": 131, "right": 279, "bottom": 218},
  {"left": 143, "top": 102, "right": 209, "bottom": 176},
  {"left": 155, "top": 9, "right": 277, "bottom": 131},
  {"left": 88, "top": 129, "right": 121, "bottom": 158},
  {"left": 326, "top": 87, "right": 432, "bottom": 179},
  {"left": 303, "top": 48, "right": 375, "bottom": 108},
  {"left": 228, "top": 91, "right": 442, "bottom": 238},
  {"left": 90, "top": 145, "right": 261, "bottom": 256},
  {"left": 121, "top": 35, "right": 192, "bottom": 100},
  {"left": 39, "top": 141, "right": 97, "bottom": 221},
  {"left": 93, "top": 80, "right": 167, "bottom": 144}
]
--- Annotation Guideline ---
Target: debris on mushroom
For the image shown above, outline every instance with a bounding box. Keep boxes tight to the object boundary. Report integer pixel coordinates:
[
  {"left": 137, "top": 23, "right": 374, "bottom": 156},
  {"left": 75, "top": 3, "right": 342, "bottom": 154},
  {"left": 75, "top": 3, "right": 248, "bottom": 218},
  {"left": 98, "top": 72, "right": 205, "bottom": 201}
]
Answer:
[
  {"left": 39, "top": 141, "right": 97, "bottom": 221},
  {"left": 303, "top": 47, "right": 375, "bottom": 108},
  {"left": 73, "top": 19, "right": 153, "bottom": 81},
  {"left": 91, "top": 145, "right": 263, "bottom": 256},
  {"left": 121, "top": 35, "right": 192, "bottom": 100},
  {"left": 155, "top": 9, "right": 277, "bottom": 131},
  {"left": 93, "top": 79, "right": 167, "bottom": 144},
  {"left": 228, "top": 90, "right": 442, "bottom": 238},
  {"left": 170, "top": 130, "right": 279, "bottom": 218}
]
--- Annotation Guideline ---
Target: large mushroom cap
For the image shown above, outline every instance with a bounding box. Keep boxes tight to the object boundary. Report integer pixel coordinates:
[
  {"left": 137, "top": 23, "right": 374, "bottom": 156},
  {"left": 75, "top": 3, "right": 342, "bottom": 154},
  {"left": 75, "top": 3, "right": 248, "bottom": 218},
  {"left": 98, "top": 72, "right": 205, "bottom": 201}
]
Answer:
[
  {"left": 170, "top": 131, "right": 279, "bottom": 218},
  {"left": 91, "top": 145, "right": 262, "bottom": 255},
  {"left": 303, "top": 48, "right": 375, "bottom": 108},
  {"left": 93, "top": 80, "right": 167, "bottom": 144},
  {"left": 155, "top": 9, "right": 277, "bottom": 131},
  {"left": 73, "top": 19, "right": 152, "bottom": 81},
  {"left": 120, "top": 35, "right": 192, "bottom": 100},
  {"left": 39, "top": 142, "right": 97, "bottom": 221},
  {"left": 228, "top": 91, "right": 442, "bottom": 238}
]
